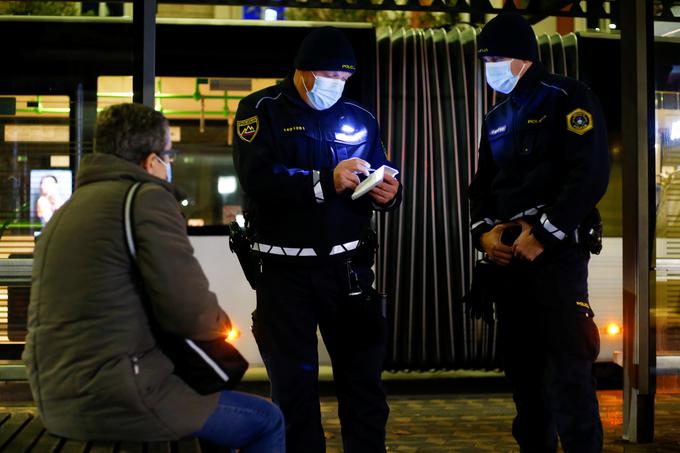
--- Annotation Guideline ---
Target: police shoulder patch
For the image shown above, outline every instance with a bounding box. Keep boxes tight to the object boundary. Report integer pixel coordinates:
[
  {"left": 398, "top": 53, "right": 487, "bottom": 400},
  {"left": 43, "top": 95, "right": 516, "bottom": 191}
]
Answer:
[
  {"left": 566, "top": 108, "right": 593, "bottom": 135},
  {"left": 237, "top": 115, "right": 259, "bottom": 143}
]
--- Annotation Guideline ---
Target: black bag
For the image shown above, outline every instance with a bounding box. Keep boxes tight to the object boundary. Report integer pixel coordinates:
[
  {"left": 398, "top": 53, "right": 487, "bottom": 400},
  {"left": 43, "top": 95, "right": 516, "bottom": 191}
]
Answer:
[
  {"left": 157, "top": 334, "right": 248, "bottom": 395},
  {"left": 124, "top": 182, "right": 248, "bottom": 395}
]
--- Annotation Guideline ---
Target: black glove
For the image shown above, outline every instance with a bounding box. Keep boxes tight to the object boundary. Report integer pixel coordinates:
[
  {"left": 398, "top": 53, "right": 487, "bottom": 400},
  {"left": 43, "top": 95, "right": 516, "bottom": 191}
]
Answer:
[{"left": 462, "top": 258, "right": 497, "bottom": 325}]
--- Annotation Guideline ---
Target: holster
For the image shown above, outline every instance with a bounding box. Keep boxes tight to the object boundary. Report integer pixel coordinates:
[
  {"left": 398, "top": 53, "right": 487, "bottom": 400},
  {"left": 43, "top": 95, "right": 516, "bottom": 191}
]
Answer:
[
  {"left": 352, "top": 228, "right": 379, "bottom": 266},
  {"left": 228, "top": 220, "right": 258, "bottom": 289},
  {"left": 462, "top": 257, "right": 497, "bottom": 324},
  {"left": 342, "top": 285, "right": 387, "bottom": 347},
  {"left": 578, "top": 208, "right": 603, "bottom": 255},
  {"left": 343, "top": 230, "right": 386, "bottom": 346}
]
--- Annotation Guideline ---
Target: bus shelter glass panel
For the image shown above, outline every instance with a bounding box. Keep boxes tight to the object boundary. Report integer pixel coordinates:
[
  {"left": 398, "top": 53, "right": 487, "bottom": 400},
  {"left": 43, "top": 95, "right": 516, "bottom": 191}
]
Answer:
[
  {"left": 655, "top": 86, "right": 680, "bottom": 392},
  {"left": 97, "top": 76, "right": 279, "bottom": 227},
  {"left": 0, "top": 95, "right": 71, "bottom": 345}
]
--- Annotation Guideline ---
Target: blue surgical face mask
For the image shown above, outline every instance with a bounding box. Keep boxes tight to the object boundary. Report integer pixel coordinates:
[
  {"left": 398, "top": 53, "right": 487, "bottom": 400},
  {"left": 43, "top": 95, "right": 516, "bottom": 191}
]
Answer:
[
  {"left": 485, "top": 60, "right": 526, "bottom": 94},
  {"left": 155, "top": 154, "right": 173, "bottom": 183},
  {"left": 303, "top": 72, "right": 345, "bottom": 110}
]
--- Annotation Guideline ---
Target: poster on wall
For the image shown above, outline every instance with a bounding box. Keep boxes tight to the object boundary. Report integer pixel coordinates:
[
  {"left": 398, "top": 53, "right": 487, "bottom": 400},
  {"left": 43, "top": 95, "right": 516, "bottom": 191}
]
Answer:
[{"left": 29, "top": 169, "right": 72, "bottom": 226}]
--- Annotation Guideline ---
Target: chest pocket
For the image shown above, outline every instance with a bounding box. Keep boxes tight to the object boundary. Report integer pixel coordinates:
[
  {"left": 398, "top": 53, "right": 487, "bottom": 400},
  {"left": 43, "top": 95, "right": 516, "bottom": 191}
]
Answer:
[
  {"left": 519, "top": 117, "right": 552, "bottom": 163},
  {"left": 279, "top": 124, "right": 319, "bottom": 167},
  {"left": 488, "top": 126, "right": 514, "bottom": 169},
  {"left": 330, "top": 126, "right": 370, "bottom": 163}
]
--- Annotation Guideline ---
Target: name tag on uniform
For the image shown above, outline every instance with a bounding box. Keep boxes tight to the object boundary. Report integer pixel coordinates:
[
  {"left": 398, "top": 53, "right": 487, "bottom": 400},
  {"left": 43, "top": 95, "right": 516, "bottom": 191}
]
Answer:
[{"left": 527, "top": 115, "right": 547, "bottom": 125}]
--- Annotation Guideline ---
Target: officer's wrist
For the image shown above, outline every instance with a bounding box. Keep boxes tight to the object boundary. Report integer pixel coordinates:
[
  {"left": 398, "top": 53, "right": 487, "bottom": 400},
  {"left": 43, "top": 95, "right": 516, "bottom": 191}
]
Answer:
[
  {"left": 530, "top": 225, "right": 556, "bottom": 249},
  {"left": 319, "top": 168, "right": 338, "bottom": 201},
  {"left": 471, "top": 222, "right": 493, "bottom": 252}
]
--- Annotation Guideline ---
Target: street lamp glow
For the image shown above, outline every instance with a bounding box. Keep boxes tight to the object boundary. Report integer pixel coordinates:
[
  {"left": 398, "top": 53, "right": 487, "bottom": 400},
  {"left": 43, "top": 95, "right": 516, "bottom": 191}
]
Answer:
[
  {"left": 218, "top": 176, "right": 237, "bottom": 195},
  {"left": 263, "top": 8, "right": 278, "bottom": 21},
  {"left": 671, "top": 120, "right": 680, "bottom": 141}
]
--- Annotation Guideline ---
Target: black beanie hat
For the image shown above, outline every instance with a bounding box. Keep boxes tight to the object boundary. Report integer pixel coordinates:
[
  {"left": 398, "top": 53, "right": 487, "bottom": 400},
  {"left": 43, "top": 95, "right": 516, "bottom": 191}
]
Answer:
[
  {"left": 477, "top": 12, "right": 539, "bottom": 62},
  {"left": 294, "top": 26, "right": 357, "bottom": 73}
]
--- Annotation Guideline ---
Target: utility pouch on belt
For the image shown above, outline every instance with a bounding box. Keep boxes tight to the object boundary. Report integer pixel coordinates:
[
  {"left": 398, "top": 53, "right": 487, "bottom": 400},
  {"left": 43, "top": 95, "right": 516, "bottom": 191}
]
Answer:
[
  {"left": 352, "top": 228, "right": 379, "bottom": 266},
  {"left": 228, "top": 220, "right": 258, "bottom": 289},
  {"left": 342, "top": 286, "right": 387, "bottom": 346},
  {"left": 579, "top": 209, "right": 603, "bottom": 255}
]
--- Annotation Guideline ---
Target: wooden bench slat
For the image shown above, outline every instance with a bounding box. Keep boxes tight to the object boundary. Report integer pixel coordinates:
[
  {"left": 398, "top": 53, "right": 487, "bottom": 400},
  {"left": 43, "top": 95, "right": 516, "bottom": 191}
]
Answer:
[
  {"left": 146, "top": 441, "right": 172, "bottom": 453},
  {"left": 3, "top": 413, "right": 45, "bottom": 451},
  {"left": 88, "top": 440, "right": 117, "bottom": 452},
  {"left": 0, "top": 411, "right": 202, "bottom": 452},
  {"left": 58, "top": 438, "right": 89, "bottom": 453},
  {"left": 0, "top": 412, "right": 32, "bottom": 448},
  {"left": 0, "top": 412, "right": 13, "bottom": 427},
  {"left": 176, "top": 437, "right": 203, "bottom": 453},
  {"left": 28, "top": 431, "right": 64, "bottom": 453},
  {"left": 118, "top": 441, "right": 144, "bottom": 453}
]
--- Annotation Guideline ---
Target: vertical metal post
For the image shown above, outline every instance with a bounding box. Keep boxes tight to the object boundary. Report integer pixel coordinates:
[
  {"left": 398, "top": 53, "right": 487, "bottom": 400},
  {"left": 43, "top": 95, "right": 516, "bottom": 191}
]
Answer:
[
  {"left": 586, "top": 0, "right": 603, "bottom": 30},
  {"left": 133, "top": 0, "right": 156, "bottom": 108},
  {"left": 69, "top": 81, "right": 97, "bottom": 176},
  {"left": 621, "top": 0, "right": 656, "bottom": 443},
  {"left": 72, "top": 83, "right": 84, "bottom": 176}
]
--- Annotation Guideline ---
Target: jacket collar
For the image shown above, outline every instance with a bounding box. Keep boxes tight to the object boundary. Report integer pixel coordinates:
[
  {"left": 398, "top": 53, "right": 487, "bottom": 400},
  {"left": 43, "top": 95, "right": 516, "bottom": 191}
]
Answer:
[
  {"left": 510, "top": 61, "right": 546, "bottom": 102},
  {"left": 76, "top": 153, "right": 186, "bottom": 200},
  {"left": 281, "top": 77, "right": 310, "bottom": 110}
]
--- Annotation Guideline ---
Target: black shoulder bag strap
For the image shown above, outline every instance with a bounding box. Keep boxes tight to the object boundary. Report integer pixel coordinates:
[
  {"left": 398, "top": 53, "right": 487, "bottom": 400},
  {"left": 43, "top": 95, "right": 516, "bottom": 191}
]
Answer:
[{"left": 124, "top": 182, "right": 144, "bottom": 261}]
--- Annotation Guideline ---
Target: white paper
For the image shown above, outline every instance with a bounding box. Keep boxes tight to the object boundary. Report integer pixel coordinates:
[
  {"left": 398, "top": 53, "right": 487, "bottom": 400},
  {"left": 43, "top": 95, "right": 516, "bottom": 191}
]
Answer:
[{"left": 351, "top": 165, "right": 399, "bottom": 200}]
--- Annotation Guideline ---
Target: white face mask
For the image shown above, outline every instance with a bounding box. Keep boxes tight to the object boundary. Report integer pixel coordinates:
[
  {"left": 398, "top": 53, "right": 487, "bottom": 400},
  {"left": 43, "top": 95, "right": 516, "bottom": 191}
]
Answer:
[
  {"left": 303, "top": 73, "right": 345, "bottom": 110},
  {"left": 155, "top": 154, "right": 173, "bottom": 183},
  {"left": 485, "top": 60, "right": 526, "bottom": 94}
]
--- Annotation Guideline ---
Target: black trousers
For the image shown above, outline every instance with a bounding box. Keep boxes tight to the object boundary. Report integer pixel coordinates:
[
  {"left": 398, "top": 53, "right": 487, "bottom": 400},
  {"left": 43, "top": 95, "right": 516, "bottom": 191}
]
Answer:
[
  {"left": 252, "top": 259, "right": 389, "bottom": 453},
  {"left": 495, "top": 246, "right": 603, "bottom": 453}
]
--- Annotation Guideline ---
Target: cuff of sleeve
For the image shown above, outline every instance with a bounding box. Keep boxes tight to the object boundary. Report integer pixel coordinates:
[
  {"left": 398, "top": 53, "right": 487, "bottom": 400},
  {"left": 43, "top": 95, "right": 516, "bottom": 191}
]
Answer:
[
  {"left": 531, "top": 214, "right": 566, "bottom": 249},
  {"left": 471, "top": 220, "right": 493, "bottom": 252},
  {"left": 315, "top": 169, "right": 336, "bottom": 204},
  {"left": 372, "top": 181, "right": 402, "bottom": 212}
]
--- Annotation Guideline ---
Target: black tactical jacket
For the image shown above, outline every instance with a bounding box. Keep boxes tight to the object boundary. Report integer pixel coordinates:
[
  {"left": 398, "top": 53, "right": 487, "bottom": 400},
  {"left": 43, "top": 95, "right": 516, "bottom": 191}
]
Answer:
[
  {"left": 469, "top": 63, "right": 610, "bottom": 250},
  {"left": 233, "top": 77, "right": 401, "bottom": 262}
]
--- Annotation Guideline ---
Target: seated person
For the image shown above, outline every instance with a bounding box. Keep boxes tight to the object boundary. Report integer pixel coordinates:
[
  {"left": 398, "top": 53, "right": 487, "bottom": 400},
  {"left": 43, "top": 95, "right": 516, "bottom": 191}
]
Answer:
[{"left": 22, "top": 103, "right": 284, "bottom": 452}]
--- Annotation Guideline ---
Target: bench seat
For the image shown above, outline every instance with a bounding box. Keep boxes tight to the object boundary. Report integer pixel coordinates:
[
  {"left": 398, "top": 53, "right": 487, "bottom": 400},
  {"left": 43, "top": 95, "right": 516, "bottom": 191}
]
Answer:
[{"left": 0, "top": 411, "right": 202, "bottom": 452}]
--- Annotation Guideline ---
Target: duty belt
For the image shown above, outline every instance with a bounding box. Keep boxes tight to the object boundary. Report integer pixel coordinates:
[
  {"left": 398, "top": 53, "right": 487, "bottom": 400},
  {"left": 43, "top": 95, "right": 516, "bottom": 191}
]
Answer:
[{"left": 251, "top": 240, "right": 360, "bottom": 257}]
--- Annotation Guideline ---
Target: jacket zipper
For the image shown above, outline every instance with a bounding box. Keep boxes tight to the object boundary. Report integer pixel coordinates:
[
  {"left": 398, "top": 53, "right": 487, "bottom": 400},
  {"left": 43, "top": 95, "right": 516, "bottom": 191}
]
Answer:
[
  {"left": 319, "top": 119, "right": 335, "bottom": 166},
  {"left": 131, "top": 347, "right": 154, "bottom": 375}
]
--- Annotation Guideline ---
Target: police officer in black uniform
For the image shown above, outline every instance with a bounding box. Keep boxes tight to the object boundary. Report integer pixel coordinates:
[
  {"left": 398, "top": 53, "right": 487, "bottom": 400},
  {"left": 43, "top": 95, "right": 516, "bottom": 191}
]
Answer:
[
  {"left": 233, "top": 26, "right": 402, "bottom": 453},
  {"left": 468, "top": 13, "right": 610, "bottom": 453}
]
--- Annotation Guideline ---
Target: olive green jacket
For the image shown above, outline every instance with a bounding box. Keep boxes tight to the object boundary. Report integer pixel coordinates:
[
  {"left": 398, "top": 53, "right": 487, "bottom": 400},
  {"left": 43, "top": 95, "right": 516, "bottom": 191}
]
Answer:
[{"left": 22, "top": 153, "right": 226, "bottom": 441}]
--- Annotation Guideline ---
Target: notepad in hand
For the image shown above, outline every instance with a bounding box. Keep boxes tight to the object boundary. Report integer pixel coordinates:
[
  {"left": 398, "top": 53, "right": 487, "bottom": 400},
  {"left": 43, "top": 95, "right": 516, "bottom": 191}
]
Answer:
[{"left": 351, "top": 165, "right": 399, "bottom": 200}]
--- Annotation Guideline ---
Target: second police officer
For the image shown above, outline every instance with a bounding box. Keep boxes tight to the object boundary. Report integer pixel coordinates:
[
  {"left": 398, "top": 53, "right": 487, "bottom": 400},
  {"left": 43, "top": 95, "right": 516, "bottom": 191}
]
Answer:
[
  {"left": 468, "top": 12, "right": 610, "bottom": 453},
  {"left": 233, "top": 26, "right": 402, "bottom": 453}
]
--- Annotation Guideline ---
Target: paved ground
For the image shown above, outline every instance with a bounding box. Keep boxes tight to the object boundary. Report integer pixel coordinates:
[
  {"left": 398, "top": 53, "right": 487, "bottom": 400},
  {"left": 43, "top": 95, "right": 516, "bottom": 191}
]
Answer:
[
  {"left": 2, "top": 378, "right": 679, "bottom": 452},
  {"left": 319, "top": 391, "right": 680, "bottom": 453}
]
